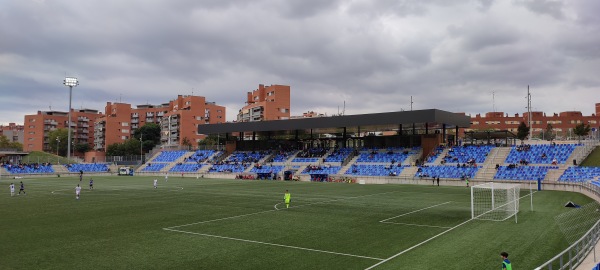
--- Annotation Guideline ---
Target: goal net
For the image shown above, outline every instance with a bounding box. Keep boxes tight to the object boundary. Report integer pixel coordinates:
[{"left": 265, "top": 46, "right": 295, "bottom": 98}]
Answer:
[{"left": 471, "top": 182, "right": 521, "bottom": 222}]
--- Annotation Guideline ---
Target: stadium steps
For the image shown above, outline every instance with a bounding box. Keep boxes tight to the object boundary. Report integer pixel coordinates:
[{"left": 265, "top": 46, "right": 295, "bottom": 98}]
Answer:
[
  {"left": 399, "top": 166, "right": 419, "bottom": 179},
  {"left": 320, "top": 148, "right": 336, "bottom": 161},
  {"left": 488, "top": 147, "right": 511, "bottom": 165},
  {"left": 160, "top": 154, "right": 192, "bottom": 173},
  {"left": 544, "top": 167, "right": 566, "bottom": 182},
  {"left": 198, "top": 164, "right": 212, "bottom": 174},
  {"left": 339, "top": 156, "right": 360, "bottom": 174},
  {"left": 52, "top": 165, "right": 69, "bottom": 174},
  {"left": 473, "top": 148, "right": 510, "bottom": 180},
  {"left": 404, "top": 148, "right": 423, "bottom": 166},
  {"left": 108, "top": 164, "right": 119, "bottom": 174},
  {"left": 431, "top": 148, "right": 450, "bottom": 165}
]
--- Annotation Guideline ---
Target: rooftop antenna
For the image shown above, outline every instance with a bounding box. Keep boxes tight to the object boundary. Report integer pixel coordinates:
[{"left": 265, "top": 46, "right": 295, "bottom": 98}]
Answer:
[
  {"left": 493, "top": 90, "right": 496, "bottom": 112},
  {"left": 410, "top": 96, "right": 413, "bottom": 111},
  {"left": 49, "top": 102, "right": 52, "bottom": 111},
  {"left": 119, "top": 94, "right": 122, "bottom": 103},
  {"left": 342, "top": 100, "right": 346, "bottom": 116}
]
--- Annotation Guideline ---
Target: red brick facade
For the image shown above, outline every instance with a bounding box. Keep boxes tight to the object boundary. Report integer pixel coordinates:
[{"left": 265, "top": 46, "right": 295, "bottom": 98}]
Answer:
[
  {"left": 237, "top": 84, "right": 290, "bottom": 122},
  {"left": 467, "top": 103, "right": 600, "bottom": 139}
]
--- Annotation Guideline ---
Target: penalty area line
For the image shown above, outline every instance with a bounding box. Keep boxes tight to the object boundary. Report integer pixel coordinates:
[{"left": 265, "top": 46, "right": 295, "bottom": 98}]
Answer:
[
  {"left": 163, "top": 227, "right": 384, "bottom": 261},
  {"left": 379, "top": 201, "right": 452, "bottom": 222}
]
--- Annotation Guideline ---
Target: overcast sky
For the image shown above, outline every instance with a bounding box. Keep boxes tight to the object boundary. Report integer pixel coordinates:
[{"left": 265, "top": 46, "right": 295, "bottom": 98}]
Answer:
[{"left": 1, "top": 0, "right": 599, "bottom": 125}]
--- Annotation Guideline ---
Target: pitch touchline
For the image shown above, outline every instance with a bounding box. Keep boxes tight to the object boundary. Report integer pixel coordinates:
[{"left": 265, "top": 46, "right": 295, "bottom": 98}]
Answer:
[
  {"left": 163, "top": 228, "right": 384, "bottom": 261},
  {"left": 379, "top": 201, "right": 453, "bottom": 222},
  {"left": 165, "top": 191, "right": 397, "bottom": 229}
]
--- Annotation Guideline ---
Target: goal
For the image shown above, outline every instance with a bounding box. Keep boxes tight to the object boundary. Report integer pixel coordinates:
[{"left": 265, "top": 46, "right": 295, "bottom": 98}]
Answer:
[{"left": 471, "top": 182, "right": 521, "bottom": 223}]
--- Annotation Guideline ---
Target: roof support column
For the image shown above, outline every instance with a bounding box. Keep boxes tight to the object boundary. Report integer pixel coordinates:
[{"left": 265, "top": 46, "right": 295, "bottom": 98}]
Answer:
[
  {"left": 455, "top": 126, "right": 459, "bottom": 146},
  {"left": 425, "top": 123, "right": 429, "bottom": 134},
  {"left": 343, "top": 127, "right": 347, "bottom": 148},
  {"left": 442, "top": 124, "right": 446, "bottom": 144}
]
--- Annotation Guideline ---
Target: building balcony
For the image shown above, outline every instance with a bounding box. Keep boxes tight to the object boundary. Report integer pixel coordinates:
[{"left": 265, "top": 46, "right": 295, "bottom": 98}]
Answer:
[
  {"left": 131, "top": 119, "right": 139, "bottom": 124},
  {"left": 146, "top": 112, "right": 154, "bottom": 117}
]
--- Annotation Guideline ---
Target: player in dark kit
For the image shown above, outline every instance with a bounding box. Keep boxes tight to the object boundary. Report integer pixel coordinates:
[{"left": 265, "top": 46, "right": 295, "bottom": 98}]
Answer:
[
  {"left": 89, "top": 178, "right": 94, "bottom": 190},
  {"left": 18, "top": 181, "right": 26, "bottom": 195}
]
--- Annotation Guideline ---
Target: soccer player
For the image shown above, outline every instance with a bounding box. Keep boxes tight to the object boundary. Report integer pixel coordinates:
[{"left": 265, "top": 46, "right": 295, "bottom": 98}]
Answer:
[
  {"left": 501, "top": 252, "right": 512, "bottom": 270},
  {"left": 284, "top": 190, "right": 291, "bottom": 209},
  {"left": 10, "top": 183, "right": 15, "bottom": 197},
  {"left": 153, "top": 179, "right": 158, "bottom": 189},
  {"left": 165, "top": 173, "right": 169, "bottom": 182},
  {"left": 18, "top": 181, "right": 25, "bottom": 195},
  {"left": 79, "top": 170, "right": 83, "bottom": 181},
  {"left": 89, "top": 178, "right": 94, "bottom": 190},
  {"left": 75, "top": 184, "right": 82, "bottom": 200}
]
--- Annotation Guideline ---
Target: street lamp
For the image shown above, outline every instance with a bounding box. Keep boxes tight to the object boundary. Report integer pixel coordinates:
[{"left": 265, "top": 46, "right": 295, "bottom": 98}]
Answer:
[
  {"left": 56, "top": 137, "right": 60, "bottom": 156},
  {"left": 64, "top": 77, "right": 78, "bottom": 161},
  {"left": 140, "top": 133, "right": 143, "bottom": 161}
]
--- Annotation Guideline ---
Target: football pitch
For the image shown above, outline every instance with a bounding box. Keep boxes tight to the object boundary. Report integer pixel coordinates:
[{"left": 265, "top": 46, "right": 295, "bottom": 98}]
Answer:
[{"left": 0, "top": 175, "right": 594, "bottom": 269}]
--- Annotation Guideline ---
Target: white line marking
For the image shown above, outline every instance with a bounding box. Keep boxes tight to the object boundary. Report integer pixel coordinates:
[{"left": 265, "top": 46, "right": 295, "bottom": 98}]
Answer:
[
  {"left": 366, "top": 190, "right": 539, "bottom": 269},
  {"left": 274, "top": 202, "right": 283, "bottom": 210},
  {"left": 365, "top": 218, "right": 473, "bottom": 270},
  {"left": 163, "top": 227, "right": 384, "bottom": 261},
  {"left": 379, "top": 201, "right": 452, "bottom": 222},
  {"left": 380, "top": 221, "right": 452, "bottom": 229},
  {"left": 165, "top": 191, "right": 397, "bottom": 229}
]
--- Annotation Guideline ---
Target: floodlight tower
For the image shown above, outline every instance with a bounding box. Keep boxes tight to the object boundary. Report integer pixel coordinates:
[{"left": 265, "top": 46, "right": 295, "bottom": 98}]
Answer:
[{"left": 64, "top": 77, "right": 79, "bottom": 161}]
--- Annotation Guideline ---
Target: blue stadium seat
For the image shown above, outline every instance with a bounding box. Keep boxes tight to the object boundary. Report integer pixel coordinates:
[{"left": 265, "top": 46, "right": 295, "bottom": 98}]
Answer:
[
  {"left": 494, "top": 165, "right": 558, "bottom": 181},
  {"left": 65, "top": 163, "right": 109, "bottom": 173},
  {"left": 415, "top": 165, "right": 480, "bottom": 179},
  {"left": 505, "top": 144, "right": 577, "bottom": 164},
  {"left": 345, "top": 164, "right": 407, "bottom": 176},
  {"left": 559, "top": 166, "right": 600, "bottom": 182},
  {"left": 152, "top": 151, "right": 188, "bottom": 162},
  {"left": 142, "top": 163, "right": 168, "bottom": 172}
]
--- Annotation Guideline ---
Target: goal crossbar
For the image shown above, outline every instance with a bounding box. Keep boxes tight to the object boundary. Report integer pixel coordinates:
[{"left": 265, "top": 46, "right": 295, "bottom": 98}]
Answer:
[{"left": 471, "top": 182, "right": 521, "bottom": 223}]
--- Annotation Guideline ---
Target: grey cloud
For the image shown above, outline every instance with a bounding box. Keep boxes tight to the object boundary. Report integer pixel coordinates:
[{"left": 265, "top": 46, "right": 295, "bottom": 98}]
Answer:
[
  {"left": 516, "top": 0, "right": 565, "bottom": 20},
  {"left": 0, "top": 0, "right": 599, "bottom": 126}
]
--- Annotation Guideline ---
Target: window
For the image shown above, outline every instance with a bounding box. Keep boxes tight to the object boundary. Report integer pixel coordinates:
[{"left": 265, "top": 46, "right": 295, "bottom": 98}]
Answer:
[
  {"left": 122, "top": 122, "right": 129, "bottom": 127},
  {"left": 122, "top": 129, "right": 129, "bottom": 133},
  {"left": 590, "top": 120, "right": 597, "bottom": 124},
  {"left": 29, "top": 119, "right": 35, "bottom": 122},
  {"left": 471, "top": 121, "right": 479, "bottom": 125},
  {"left": 29, "top": 125, "right": 35, "bottom": 128},
  {"left": 28, "top": 132, "right": 35, "bottom": 134},
  {"left": 196, "top": 116, "right": 203, "bottom": 120}
]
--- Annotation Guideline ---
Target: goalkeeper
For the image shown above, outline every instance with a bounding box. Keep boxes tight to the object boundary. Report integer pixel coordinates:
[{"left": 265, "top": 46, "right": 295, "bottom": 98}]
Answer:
[{"left": 284, "top": 190, "right": 291, "bottom": 209}]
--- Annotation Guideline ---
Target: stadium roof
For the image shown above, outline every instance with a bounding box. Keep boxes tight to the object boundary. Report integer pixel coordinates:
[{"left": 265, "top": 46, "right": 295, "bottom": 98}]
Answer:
[{"left": 198, "top": 109, "right": 470, "bottom": 135}]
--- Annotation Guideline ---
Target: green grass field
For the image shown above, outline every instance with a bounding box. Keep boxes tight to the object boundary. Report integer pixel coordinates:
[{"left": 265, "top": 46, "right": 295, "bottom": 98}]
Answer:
[
  {"left": 581, "top": 146, "right": 600, "bottom": 167},
  {"left": 0, "top": 176, "right": 594, "bottom": 269}
]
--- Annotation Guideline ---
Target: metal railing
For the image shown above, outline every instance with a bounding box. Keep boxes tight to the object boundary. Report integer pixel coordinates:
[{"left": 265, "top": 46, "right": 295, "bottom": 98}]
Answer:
[
  {"left": 535, "top": 219, "right": 600, "bottom": 270},
  {"left": 535, "top": 181, "right": 600, "bottom": 270}
]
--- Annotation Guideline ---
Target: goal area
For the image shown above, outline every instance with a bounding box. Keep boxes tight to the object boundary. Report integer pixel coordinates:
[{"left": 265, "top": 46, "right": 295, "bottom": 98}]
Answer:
[{"left": 471, "top": 182, "right": 521, "bottom": 223}]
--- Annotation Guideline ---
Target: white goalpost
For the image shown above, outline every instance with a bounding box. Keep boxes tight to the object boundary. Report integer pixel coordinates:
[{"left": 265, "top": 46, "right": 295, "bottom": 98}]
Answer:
[{"left": 471, "top": 182, "right": 523, "bottom": 223}]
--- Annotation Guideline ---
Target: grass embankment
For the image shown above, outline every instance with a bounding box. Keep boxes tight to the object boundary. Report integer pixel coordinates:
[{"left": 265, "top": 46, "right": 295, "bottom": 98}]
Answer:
[
  {"left": 20, "top": 151, "right": 76, "bottom": 165},
  {"left": 580, "top": 146, "right": 600, "bottom": 167}
]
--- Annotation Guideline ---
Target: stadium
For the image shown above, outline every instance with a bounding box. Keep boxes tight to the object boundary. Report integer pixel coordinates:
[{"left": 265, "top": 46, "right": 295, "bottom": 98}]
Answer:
[{"left": 2, "top": 108, "right": 600, "bottom": 269}]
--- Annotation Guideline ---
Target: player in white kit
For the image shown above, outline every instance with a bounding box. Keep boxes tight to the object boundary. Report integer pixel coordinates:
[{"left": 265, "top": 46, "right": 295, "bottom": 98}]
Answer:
[
  {"left": 75, "top": 184, "right": 82, "bottom": 200},
  {"left": 153, "top": 179, "right": 158, "bottom": 189},
  {"left": 165, "top": 173, "right": 169, "bottom": 182},
  {"left": 10, "top": 183, "right": 15, "bottom": 196}
]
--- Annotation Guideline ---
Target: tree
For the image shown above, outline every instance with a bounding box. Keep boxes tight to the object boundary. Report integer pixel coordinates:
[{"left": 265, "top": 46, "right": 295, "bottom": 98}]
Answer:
[
  {"left": 538, "top": 123, "right": 555, "bottom": 141},
  {"left": 75, "top": 143, "right": 91, "bottom": 154},
  {"left": 198, "top": 135, "right": 219, "bottom": 147},
  {"left": 573, "top": 123, "right": 591, "bottom": 143},
  {"left": 0, "top": 135, "right": 22, "bottom": 151},
  {"left": 106, "top": 138, "right": 143, "bottom": 156},
  {"left": 182, "top": 137, "right": 193, "bottom": 149},
  {"left": 133, "top": 123, "right": 161, "bottom": 153},
  {"left": 47, "top": 129, "right": 69, "bottom": 156},
  {"left": 516, "top": 122, "right": 530, "bottom": 142}
]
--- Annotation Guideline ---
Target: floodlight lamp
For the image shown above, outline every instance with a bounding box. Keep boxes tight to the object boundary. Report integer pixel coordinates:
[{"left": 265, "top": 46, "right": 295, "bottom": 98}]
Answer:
[{"left": 64, "top": 77, "right": 79, "bottom": 87}]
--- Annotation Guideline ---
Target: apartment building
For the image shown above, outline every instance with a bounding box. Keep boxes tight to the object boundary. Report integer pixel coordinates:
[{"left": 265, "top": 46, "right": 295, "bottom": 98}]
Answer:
[
  {"left": 0, "top": 123, "right": 24, "bottom": 144},
  {"left": 23, "top": 109, "right": 103, "bottom": 152},
  {"left": 94, "top": 95, "right": 225, "bottom": 151},
  {"left": 467, "top": 103, "right": 600, "bottom": 139},
  {"left": 237, "top": 84, "right": 290, "bottom": 122}
]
